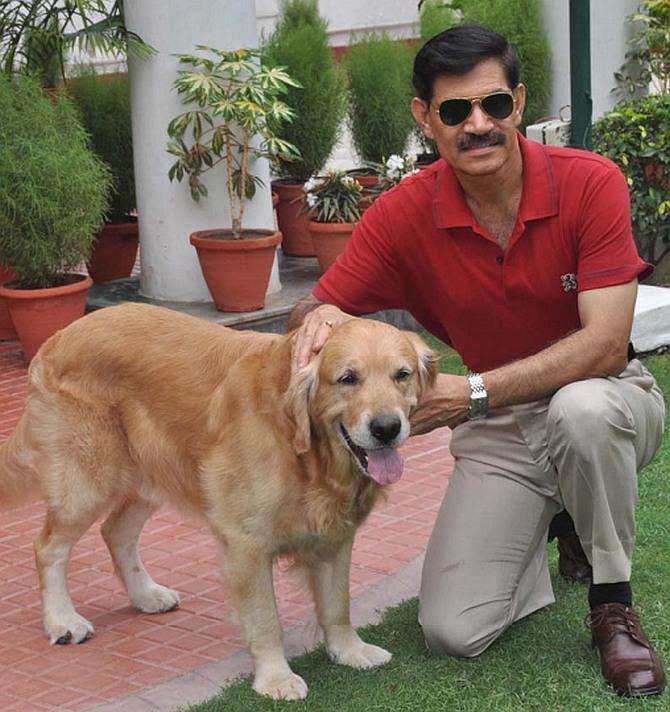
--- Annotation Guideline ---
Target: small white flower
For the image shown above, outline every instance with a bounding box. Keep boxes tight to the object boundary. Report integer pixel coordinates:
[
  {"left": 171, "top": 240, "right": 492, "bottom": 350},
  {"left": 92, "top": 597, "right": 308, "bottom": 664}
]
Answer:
[
  {"left": 386, "top": 154, "right": 404, "bottom": 172},
  {"left": 306, "top": 193, "right": 317, "bottom": 207},
  {"left": 341, "top": 175, "right": 354, "bottom": 186},
  {"left": 303, "top": 176, "right": 323, "bottom": 193}
]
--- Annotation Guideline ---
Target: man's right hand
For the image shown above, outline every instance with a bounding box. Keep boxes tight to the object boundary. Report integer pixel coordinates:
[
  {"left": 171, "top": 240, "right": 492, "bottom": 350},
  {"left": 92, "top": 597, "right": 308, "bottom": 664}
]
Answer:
[{"left": 291, "top": 303, "right": 352, "bottom": 372}]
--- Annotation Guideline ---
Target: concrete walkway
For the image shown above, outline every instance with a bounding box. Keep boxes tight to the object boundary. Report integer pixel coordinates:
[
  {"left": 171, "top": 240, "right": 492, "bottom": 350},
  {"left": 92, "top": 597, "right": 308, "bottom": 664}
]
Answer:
[{"left": 0, "top": 338, "right": 453, "bottom": 712}]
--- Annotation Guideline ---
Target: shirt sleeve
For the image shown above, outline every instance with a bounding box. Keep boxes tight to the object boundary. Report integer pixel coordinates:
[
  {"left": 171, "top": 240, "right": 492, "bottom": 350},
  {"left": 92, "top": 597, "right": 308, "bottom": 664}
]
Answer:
[
  {"left": 576, "top": 164, "right": 652, "bottom": 291},
  {"left": 313, "top": 196, "right": 406, "bottom": 314}
]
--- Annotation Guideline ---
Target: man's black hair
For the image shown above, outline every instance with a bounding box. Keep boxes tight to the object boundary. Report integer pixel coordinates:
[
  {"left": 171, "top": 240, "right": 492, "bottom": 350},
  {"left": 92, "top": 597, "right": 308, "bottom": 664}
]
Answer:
[{"left": 413, "top": 24, "right": 521, "bottom": 101}]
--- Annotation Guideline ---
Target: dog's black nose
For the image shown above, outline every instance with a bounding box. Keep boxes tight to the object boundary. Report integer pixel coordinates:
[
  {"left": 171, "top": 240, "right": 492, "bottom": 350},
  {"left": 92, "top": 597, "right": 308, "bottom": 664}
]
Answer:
[{"left": 370, "top": 414, "right": 402, "bottom": 445}]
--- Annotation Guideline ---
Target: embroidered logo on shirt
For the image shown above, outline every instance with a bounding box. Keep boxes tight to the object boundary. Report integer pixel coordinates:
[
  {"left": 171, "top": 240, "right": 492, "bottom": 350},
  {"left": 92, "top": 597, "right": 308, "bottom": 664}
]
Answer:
[{"left": 561, "top": 273, "right": 578, "bottom": 292}]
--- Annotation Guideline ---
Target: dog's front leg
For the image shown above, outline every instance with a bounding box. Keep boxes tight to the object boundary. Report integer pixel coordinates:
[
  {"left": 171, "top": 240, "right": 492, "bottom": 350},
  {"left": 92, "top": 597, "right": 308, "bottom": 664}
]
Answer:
[
  {"left": 222, "top": 540, "right": 308, "bottom": 701},
  {"left": 310, "top": 535, "right": 392, "bottom": 669}
]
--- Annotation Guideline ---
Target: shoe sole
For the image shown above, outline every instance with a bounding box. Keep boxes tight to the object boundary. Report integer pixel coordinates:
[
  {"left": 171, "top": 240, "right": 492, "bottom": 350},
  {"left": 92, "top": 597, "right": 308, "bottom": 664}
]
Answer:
[{"left": 615, "top": 684, "right": 665, "bottom": 698}]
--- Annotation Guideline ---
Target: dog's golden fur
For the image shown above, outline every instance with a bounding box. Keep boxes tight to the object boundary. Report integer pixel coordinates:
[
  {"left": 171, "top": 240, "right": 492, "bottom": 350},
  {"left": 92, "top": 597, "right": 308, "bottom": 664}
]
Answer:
[{"left": 0, "top": 303, "right": 437, "bottom": 699}]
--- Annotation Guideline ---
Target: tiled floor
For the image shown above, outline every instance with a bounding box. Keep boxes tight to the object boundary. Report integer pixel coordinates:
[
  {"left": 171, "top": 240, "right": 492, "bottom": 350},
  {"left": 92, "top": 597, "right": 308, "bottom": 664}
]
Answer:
[{"left": 0, "top": 337, "right": 453, "bottom": 711}]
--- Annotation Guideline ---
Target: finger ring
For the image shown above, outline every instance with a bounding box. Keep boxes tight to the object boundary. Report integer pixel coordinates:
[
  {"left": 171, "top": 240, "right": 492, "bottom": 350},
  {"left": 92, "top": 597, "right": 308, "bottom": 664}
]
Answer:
[{"left": 323, "top": 320, "right": 334, "bottom": 328}]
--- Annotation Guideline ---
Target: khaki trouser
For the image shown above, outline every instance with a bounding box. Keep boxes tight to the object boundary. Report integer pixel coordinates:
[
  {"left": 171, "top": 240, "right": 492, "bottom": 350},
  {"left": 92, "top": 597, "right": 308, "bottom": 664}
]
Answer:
[{"left": 419, "top": 359, "right": 665, "bottom": 658}]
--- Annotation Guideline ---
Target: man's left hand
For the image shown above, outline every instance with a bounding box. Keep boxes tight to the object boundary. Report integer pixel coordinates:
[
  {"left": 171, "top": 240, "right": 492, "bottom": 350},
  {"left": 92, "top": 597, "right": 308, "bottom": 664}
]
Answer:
[{"left": 410, "top": 373, "right": 471, "bottom": 435}]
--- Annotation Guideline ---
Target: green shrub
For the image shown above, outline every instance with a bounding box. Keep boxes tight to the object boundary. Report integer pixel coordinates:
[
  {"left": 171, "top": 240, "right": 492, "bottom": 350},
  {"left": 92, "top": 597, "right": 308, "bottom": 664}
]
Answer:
[
  {"left": 615, "top": 0, "right": 670, "bottom": 96},
  {"left": 0, "top": 73, "right": 111, "bottom": 288},
  {"left": 417, "top": 0, "right": 551, "bottom": 130},
  {"left": 344, "top": 32, "right": 416, "bottom": 165},
  {"left": 264, "top": 0, "right": 346, "bottom": 181},
  {"left": 593, "top": 93, "right": 670, "bottom": 267},
  {"left": 70, "top": 68, "right": 135, "bottom": 222},
  {"left": 419, "top": 0, "right": 462, "bottom": 43}
]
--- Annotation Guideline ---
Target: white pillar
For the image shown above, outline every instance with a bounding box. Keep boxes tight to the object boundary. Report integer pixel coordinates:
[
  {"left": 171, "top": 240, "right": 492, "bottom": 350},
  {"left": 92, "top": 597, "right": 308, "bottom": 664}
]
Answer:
[
  {"left": 540, "top": 0, "right": 640, "bottom": 121},
  {"left": 124, "top": 0, "right": 280, "bottom": 303}
]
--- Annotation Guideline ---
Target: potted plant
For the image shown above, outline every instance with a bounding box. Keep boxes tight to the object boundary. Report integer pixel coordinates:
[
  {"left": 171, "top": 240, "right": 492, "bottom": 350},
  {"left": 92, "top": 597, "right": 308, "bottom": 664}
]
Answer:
[
  {"left": 166, "top": 46, "right": 300, "bottom": 312},
  {"left": 264, "top": 0, "right": 347, "bottom": 256},
  {"left": 343, "top": 33, "right": 415, "bottom": 182},
  {"left": 0, "top": 73, "right": 111, "bottom": 360},
  {"left": 304, "top": 170, "right": 364, "bottom": 273},
  {"left": 70, "top": 68, "right": 139, "bottom": 283}
]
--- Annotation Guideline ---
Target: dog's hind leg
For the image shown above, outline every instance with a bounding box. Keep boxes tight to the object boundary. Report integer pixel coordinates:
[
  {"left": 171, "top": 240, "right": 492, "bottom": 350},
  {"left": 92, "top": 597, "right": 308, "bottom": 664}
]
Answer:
[
  {"left": 309, "top": 535, "right": 392, "bottom": 669},
  {"left": 35, "top": 509, "right": 99, "bottom": 645},
  {"left": 101, "top": 497, "right": 180, "bottom": 614},
  {"left": 220, "top": 539, "right": 308, "bottom": 701}
]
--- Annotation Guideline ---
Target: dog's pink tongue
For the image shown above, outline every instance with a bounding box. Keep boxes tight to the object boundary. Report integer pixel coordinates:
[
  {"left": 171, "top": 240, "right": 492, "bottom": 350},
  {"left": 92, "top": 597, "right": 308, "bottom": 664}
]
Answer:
[{"left": 366, "top": 448, "right": 404, "bottom": 485}]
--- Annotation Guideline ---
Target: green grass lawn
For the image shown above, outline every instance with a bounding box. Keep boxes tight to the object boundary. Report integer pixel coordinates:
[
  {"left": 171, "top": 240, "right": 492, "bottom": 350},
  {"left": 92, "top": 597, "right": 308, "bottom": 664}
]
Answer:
[{"left": 187, "top": 349, "right": 670, "bottom": 712}]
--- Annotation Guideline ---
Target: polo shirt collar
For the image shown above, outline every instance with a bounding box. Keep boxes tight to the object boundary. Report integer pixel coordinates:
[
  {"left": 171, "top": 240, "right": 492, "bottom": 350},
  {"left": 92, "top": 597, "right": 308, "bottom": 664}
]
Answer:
[{"left": 433, "top": 132, "right": 559, "bottom": 229}]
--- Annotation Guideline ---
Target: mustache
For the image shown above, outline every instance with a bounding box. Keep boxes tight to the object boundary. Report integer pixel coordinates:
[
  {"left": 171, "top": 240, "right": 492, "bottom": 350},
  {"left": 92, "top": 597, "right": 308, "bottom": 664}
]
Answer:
[{"left": 458, "top": 131, "right": 507, "bottom": 152}]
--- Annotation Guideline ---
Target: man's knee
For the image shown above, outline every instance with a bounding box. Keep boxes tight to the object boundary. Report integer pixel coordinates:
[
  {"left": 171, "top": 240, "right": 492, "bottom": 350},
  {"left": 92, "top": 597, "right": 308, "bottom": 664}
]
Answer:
[
  {"left": 419, "top": 599, "right": 508, "bottom": 658},
  {"left": 547, "top": 380, "right": 633, "bottom": 450}
]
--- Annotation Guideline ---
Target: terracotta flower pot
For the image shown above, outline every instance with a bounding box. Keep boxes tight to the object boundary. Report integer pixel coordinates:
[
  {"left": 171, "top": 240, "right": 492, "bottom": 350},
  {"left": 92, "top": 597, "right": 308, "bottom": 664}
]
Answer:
[
  {"left": 190, "top": 229, "right": 282, "bottom": 312},
  {"left": 87, "top": 220, "right": 140, "bottom": 283},
  {"left": 308, "top": 221, "right": 356, "bottom": 274},
  {"left": 0, "top": 265, "right": 17, "bottom": 340},
  {"left": 0, "top": 274, "right": 92, "bottom": 361},
  {"left": 271, "top": 180, "right": 315, "bottom": 257}
]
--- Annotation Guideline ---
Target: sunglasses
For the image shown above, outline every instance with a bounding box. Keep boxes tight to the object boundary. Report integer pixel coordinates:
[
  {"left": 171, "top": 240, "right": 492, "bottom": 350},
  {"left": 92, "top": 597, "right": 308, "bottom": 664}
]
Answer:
[{"left": 435, "top": 91, "right": 516, "bottom": 126}]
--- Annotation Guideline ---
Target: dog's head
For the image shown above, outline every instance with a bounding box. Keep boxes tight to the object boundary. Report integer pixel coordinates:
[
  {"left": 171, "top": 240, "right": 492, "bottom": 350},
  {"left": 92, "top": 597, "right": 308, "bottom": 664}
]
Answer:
[{"left": 288, "top": 319, "right": 439, "bottom": 485}]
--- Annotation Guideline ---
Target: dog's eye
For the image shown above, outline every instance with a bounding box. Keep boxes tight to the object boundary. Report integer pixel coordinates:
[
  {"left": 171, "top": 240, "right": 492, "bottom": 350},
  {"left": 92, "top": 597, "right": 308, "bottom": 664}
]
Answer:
[
  {"left": 395, "top": 368, "right": 412, "bottom": 382},
  {"left": 338, "top": 371, "right": 359, "bottom": 385}
]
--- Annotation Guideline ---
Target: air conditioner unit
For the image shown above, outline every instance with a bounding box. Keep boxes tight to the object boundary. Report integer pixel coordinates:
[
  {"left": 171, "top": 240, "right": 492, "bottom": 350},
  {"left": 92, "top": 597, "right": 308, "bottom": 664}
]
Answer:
[{"left": 526, "top": 119, "right": 571, "bottom": 147}]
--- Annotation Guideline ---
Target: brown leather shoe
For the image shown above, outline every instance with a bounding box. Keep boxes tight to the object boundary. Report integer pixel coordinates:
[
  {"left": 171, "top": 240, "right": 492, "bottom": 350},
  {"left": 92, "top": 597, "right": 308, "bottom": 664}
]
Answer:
[
  {"left": 557, "top": 531, "right": 592, "bottom": 582},
  {"left": 587, "top": 603, "right": 666, "bottom": 697}
]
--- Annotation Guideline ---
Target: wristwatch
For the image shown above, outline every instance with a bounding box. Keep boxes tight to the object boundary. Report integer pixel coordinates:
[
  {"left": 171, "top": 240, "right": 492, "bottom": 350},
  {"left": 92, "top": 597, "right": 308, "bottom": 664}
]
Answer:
[{"left": 467, "top": 372, "right": 488, "bottom": 420}]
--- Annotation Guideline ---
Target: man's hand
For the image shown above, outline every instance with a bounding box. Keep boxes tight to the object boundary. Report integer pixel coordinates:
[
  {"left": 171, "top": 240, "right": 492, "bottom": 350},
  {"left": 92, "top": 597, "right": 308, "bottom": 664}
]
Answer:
[
  {"left": 291, "top": 304, "right": 353, "bottom": 371},
  {"left": 410, "top": 373, "right": 471, "bottom": 435}
]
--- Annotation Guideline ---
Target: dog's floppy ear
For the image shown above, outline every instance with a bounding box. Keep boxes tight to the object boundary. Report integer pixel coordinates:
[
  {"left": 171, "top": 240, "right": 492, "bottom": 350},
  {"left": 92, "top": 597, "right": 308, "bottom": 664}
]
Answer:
[
  {"left": 404, "top": 331, "right": 440, "bottom": 394},
  {"left": 285, "top": 359, "right": 319, "bottom": 455}
]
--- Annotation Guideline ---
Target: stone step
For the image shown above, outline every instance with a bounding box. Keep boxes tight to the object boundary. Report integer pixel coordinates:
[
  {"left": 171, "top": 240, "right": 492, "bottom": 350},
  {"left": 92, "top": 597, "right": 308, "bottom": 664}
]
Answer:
[
  {"left": 632, "top": 285, "right": 670, "bottom": 353},
  {"left": 87, "top": 255, "right": 418, "bottom": 333}
]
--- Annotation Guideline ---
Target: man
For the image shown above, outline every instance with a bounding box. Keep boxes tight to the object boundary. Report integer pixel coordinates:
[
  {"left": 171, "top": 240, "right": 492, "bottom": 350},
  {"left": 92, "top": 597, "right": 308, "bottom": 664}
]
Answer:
[{"left": 288, "top": 24, "right": 666, "bottom": 697}]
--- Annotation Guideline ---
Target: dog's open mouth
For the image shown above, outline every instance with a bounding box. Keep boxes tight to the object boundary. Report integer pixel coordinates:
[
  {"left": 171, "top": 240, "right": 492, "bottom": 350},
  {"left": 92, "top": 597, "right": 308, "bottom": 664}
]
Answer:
[{"left": 339, "top": 424, "right": 404, "bottom": 486}]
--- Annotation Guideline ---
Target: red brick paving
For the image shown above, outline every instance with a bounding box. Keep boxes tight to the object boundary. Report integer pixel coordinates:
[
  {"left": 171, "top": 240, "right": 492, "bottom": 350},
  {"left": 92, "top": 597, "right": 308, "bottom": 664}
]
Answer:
[{"left": 0, "top": 334, "right": 453, "bottom": 711}]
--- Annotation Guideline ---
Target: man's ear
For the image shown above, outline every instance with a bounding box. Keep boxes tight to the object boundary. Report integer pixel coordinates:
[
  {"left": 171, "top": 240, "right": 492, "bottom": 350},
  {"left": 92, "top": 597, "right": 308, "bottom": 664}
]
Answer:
[
  {"left": 285, "top": 359, "right": 319, "bottom": 455},
  {"left": 404, "top": 331, "right": 439, "bottom": 394},
  {"left": 513, "top": 83, "right": 526, "bottom": 127},
  {"left": 411, "top": 97, "right": 434, "bottom": 141}
]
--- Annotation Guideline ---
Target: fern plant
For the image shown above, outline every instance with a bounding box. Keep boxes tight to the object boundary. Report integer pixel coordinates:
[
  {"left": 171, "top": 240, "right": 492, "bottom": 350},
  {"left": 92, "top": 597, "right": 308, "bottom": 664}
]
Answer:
[
  {"left": 70, "top": 68, "right": 135, "bottom": 222},
  {"left": 263, "top": 0, "right": 346, "bottom": 182},
  {"left": 344, "top": 33, "right": 415, "bottom": 165},
  {"left": 0, "top": 73, "right": 111, "bottom": 288}
]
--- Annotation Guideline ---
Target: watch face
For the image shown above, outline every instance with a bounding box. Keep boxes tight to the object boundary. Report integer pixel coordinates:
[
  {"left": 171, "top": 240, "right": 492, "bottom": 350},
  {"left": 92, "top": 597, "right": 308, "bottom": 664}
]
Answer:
[{"left": 469, "top": 396, "right": 488, "bottom": 419}]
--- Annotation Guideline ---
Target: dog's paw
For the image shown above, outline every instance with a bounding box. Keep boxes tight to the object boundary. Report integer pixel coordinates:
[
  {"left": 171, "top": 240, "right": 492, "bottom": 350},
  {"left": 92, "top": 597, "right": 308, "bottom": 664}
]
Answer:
[
  {"left": 45, "top": 612, "right": 95, "bottom": 645},
  {"left": 253, "top": 672, "right": 309, "bottom": 700},
  {"left": 130, "top": 583, "right": 180, "bottom": 614},
  {"left": 330, "top": 641, "right": 392, "bottom": 669}
]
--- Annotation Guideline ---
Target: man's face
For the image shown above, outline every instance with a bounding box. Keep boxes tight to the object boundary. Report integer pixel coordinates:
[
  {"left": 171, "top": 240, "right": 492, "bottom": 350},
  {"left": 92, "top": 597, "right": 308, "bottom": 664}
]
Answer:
[{"left": 411, "top": 58, "right": 526, "bottom": 177}]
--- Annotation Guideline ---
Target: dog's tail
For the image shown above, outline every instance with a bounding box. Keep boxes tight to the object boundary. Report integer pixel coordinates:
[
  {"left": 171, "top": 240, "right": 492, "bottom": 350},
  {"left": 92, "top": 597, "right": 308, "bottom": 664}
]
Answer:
[{"left": 0, "top": 415, "right": 39, "bottom": 509}]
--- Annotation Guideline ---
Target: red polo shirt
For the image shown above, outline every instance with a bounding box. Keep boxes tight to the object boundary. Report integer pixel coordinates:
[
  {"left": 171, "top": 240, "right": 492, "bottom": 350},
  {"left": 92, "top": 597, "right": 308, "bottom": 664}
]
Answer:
[{"left": 314, "top": 134, "right": 651, "bottom": 372}]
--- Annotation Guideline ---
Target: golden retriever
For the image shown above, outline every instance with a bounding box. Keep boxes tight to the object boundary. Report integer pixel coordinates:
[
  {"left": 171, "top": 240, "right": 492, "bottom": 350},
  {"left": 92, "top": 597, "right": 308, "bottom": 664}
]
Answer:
[{"left": 0, "top": 303, "right": 437, "bottom": 700}]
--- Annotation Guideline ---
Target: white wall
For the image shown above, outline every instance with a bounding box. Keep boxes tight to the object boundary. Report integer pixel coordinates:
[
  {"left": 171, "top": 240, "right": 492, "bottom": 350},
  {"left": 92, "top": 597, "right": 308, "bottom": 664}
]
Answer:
[
  {"left": 255, "top": 0, "right": 419, "bottom": 45},
  {"left": 540, "top": 0, "right": 640, "bottom": 121}
]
